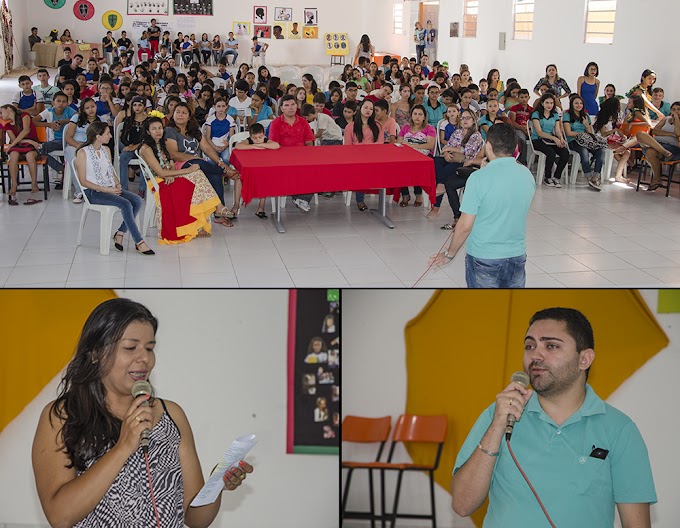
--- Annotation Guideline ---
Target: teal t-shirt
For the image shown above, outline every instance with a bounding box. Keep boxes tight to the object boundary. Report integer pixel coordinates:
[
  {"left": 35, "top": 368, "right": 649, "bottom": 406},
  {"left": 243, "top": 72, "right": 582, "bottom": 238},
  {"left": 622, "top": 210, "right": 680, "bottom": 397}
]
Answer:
[
  {"left": 530, "top": 110, "right": 559, "bottom": 140},
  {"left": 460, "top": 156, "right": 535, "bottom": 260},
  {"left": 649, "top": 101, "right": 671, "bottom": 121},
  {"left": 425, "top": 99, "right": 446, "bottom": 126},
  {"left": 562, "top": 112, "right": 591, "bottom": 143},
  {"left": 453, "top": 385, "right": 657, "bottom": 528}
]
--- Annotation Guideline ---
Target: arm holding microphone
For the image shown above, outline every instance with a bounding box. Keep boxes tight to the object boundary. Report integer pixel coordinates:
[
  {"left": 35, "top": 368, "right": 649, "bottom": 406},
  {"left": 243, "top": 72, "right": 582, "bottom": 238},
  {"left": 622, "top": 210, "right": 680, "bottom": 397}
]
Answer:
[{"left": 450, "top": 376, "right": 532, "bottom": 517}]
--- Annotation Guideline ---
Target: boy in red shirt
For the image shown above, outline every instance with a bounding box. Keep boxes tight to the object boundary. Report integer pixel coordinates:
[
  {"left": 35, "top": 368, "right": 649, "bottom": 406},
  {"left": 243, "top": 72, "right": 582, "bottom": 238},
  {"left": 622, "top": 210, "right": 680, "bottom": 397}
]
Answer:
[{"left": 508, "top": 88, "right": 532, "bottom": 165}]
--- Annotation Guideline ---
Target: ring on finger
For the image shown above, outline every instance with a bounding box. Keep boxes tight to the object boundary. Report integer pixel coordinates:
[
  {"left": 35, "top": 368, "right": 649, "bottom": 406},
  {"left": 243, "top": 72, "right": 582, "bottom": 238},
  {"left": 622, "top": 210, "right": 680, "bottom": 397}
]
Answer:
[
  {"left": 136, "top": 416, "right": 142, "bottom": 422},
  {"left": 238, "top": 473, "right": 245, "bottom": 480},
  {"left": 508, "top": 398, "right": 513, "bottom": 406}
]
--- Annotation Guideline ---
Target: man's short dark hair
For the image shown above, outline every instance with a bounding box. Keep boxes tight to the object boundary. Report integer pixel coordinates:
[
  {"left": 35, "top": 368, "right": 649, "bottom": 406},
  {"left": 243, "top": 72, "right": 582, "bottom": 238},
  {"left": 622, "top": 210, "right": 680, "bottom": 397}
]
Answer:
[
  {"left": 234, "top": 79, "right": 249, "bottom": 92},
  {"left": 249, "top": 123, "right": 265, "bottom": 135},
  {"left": 37, "top": 68, "right": 49, "bottom": 76},
  {"left": 312, "top": 92, "right": 327, "bottom": 104},
  {"left": 518, "top": 88, "right": 530, "bottom": 97},
  {"left": 468, "top": 84, "right": 479, "bottom": 92},
  {"left": 31, "top": 27, "right": 38, "bottom": 32},
  {"left": 63, "top": 47, "right": 71, "bottom": 52},
  {"left": 529, "top": 308, "right": 594, "bottom": 379},
  {"left": 74, "top": 54, "right": 83, "bottom": 60},
  {"left": 441, "top": 89, "right": 456, "bottom": 100},
  {"left": 414, "top": 85, "right": 425, "bottom": 93},
  {"left": 486, "top": 123, "right": 518, "bottom": 157},
  {"left": 18, "top": 75, "right": 31, "bottom": 83},
  {"left": 459, "top": 88, "right": 471, "bottom": 97},
  {"left": 344, "top": 100, "right": 358, "bottom": 112},
  {"left": 374, "top": 99, "right": 389, "bottom": 112},
  {"left": 300, "top": 103, "right": 316, "bottom": 117},
  {"left": 52, "top": 91, "right": 68, "bottom": 102},
  {"left": 345, "top": 81, "right": 358, "bottom": 90},
  {"left": 279, "top": 94, "right": 296, "bottom": 106},
  {"left": 427, "top": 85, "right": 439, "bottom": 93}
]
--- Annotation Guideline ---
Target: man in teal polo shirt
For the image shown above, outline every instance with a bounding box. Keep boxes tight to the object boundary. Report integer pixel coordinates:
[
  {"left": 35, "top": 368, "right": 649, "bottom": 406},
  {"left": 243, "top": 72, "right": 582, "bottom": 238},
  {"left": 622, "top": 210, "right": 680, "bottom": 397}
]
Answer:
[
  {"left": 424, "top": 85, "right": 446, "bottom": 126},
  {"left": 429, "top": 123, "right": 535, "bottom": 287},
  {"left": 450, "top": 307, "right": 656, "bottom": 527}
]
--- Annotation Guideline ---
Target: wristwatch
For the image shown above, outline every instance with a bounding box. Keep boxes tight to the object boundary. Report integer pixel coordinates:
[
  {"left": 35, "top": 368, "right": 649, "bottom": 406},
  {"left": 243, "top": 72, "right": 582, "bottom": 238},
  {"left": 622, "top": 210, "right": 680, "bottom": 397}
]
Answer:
[{"left": 443, "top": 250, "right": 454, "bottom": 261}]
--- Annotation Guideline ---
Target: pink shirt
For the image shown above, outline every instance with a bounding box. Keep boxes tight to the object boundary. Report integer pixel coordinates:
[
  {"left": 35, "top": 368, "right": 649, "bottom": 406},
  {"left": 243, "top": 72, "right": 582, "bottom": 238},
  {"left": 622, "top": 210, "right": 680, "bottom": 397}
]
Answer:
[
  {"left": 398, "top": 124, "right": 436, "bottom": 155},
  {"left": 343, "top": 122, "right": 385, "bottom": 145}
]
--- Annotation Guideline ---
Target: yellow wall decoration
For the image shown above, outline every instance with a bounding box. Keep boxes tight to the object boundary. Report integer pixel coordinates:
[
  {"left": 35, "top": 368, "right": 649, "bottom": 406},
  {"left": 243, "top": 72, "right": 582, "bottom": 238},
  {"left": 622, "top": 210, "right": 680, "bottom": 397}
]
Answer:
[
  {"left": 102, "top": 10, "right": 124, "bottom": 32},
  {"left": 0, "top": 290, "right": 117, "bottom": 434},
  {"left": 403, "top": 289, "right": 667, "bottom": 527}
]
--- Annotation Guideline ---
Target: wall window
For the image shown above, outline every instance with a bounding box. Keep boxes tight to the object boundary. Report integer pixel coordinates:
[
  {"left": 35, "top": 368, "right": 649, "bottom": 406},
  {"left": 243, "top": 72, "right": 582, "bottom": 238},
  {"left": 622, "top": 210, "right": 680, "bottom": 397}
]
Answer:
[
  {"left": 513, "top": 0, "right": 534, "bottom": 40},
  {"left": 584, "top": 0, "right": 617, "bottom": 44},
  {"left": 463, "top": 0, "right": 478, "bottom": 38},
  {"left": 393, "top": 4, "right": 404, "bottom": 36}
]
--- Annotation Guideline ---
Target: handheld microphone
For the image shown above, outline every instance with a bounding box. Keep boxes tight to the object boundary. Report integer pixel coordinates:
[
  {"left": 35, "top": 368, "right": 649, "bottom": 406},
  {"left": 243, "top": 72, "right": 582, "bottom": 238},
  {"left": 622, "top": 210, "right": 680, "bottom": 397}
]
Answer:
[
  {"left": 506, "top": 371, "right": 530, "bottom": 441},
  {"left": 131, "top": 380, "right": 153, "bottom": 453}
]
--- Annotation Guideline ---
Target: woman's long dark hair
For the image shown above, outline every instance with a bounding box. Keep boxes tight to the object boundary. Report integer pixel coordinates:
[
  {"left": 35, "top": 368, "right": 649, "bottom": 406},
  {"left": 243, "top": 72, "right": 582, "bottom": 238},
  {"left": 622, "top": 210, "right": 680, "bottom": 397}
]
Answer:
[
  {"left": 302, "top": 73, "right": 318, "bottom": 95},
  {"left": 75, "top": 121, "right": 109, "bottom": 154},
  {"left": 353, "top": 99, "right": 380, "bottom": 143},
  {"left": 567, "top": 95, "right": 587, "bottom": 125},
  {"left": 87, "top": 59, "right": 100, "bottom": 82},
  {"left": 257, "top": 65, "right": 270, "bottom": 84},
  {"left": 0, "top": 104, "right": 22, "bottom": 133},
  {"left": 639, "top": 69, "right": 656, "bottom": 96},
  {"left": 536, "top": 93, "right": 558, "bottom": 118},
  {"left": 76, "top": 97, "right": 99, "bottom": 127},
  {"left": 269, "top": 77, "right": 283, "bottom": 99},
  {"left": 64, "top": 80, "right": 80, "bottom": 102},
  {"left": 360, "top": 34, "right": 371, "bottom": 53},
  {"left": 168, "top": 101, "right": 202, "bottom": 141},
  {"left": 50, "top": 298, "right": 158, "bottom": 472},
  {"left": 594, "top": 97, "right": 621, "bottom": 132},
  {"left": 141, "top": 116, "right": 172, "bottom": 164}
]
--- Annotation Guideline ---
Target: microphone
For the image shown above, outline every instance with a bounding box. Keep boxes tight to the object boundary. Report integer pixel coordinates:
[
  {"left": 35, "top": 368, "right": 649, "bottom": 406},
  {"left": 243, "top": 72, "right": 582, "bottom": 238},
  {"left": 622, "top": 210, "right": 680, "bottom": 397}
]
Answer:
[
  {"left": 506, "top": 371, "right": 530, "bottom": 441},
  {"left": 131, "top": 380, "right": 153, "bottom": 453}
]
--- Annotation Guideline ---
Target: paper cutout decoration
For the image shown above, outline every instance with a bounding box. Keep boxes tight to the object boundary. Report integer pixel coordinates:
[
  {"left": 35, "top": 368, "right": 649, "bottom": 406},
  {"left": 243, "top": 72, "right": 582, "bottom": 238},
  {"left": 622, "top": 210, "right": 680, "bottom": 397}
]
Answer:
[
  {"left": 275, "top": 7, "right": 292, "bottom": 21},
  {"left": 74, "top": 0, "right": 94, "bottom": 20},
  {"left": 233, "top": 22, "right": 251, "bottom": 36},
  {"left": 102, "top": 10, "right": 123, "bottom": 31},
  {"left": 253, "top": 6, "right": 267, "bottom": 24},
  {"left": 303, "top": 26, "right": 318, "bottom": 39},
  {"left": 254, "top": 25, "right": 271, "bottom": 39},
  {"left": 44, "top": 0, "right": 66, "bottom": 8},
  {"left": 288, "top": 21, "right": 302, "bottom": 39}
]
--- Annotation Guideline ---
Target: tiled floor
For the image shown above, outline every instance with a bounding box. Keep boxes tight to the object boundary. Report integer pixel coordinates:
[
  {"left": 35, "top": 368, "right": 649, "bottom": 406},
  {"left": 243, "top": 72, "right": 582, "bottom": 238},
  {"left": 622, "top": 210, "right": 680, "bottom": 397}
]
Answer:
[{"left": 1, "top": 73, "right": 679, "bottom": 288}]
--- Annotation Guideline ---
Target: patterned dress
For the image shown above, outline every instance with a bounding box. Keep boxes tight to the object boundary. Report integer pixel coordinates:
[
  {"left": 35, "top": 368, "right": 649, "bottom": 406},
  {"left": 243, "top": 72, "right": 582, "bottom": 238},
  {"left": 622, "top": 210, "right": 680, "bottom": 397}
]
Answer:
[
  {"left": 149, "top": 143, "right": 222, "bottom": 244},
  {"left": 74, "top": 402, "right": 184, "bottom": 528}
]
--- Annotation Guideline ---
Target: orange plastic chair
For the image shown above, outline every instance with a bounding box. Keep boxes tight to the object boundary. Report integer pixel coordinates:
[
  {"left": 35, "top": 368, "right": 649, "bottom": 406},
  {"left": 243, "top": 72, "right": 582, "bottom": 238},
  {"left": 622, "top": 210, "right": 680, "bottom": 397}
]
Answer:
[
  {"left": 341, "top": 415, "right": 392, "bottom": 528},
  {"left": 346, "top": 414, "right": 448, "bottom": 528}
]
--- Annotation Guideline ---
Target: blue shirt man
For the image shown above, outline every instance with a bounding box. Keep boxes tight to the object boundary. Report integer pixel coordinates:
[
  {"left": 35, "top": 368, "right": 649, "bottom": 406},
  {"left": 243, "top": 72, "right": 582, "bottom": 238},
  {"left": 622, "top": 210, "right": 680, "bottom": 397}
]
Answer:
[
  {"left": 450, "top": 308, "right": 656, "bottom": 527},
  {"left": 430, "top": 123, "right": 535, "bottom": 288}
]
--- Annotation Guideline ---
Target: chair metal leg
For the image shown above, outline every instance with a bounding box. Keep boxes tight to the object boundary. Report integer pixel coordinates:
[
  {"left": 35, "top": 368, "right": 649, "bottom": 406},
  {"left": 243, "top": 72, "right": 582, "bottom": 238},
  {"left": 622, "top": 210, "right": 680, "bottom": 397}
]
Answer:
[
  {"left": 341, "top": 468, "right": 354, "bottom": 520},
  {"left": 368, "top": 469, "right": 376, "bottom": 528},
  {"left": 429, "top": 470, "right": 437, "bottom": 528},
  {"left": 390, "top": 470, "right": 404, "bottom": 528},
  {"left": 380, "top": 469, "right": 386, "bottom": 528}
]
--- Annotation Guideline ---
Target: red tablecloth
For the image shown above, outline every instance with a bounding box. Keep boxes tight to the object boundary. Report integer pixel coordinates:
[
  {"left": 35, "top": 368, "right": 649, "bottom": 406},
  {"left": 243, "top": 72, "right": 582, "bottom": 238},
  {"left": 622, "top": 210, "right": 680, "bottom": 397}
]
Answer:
[{"left": 230, "top": 144, "right": 435, "bottom": 205}]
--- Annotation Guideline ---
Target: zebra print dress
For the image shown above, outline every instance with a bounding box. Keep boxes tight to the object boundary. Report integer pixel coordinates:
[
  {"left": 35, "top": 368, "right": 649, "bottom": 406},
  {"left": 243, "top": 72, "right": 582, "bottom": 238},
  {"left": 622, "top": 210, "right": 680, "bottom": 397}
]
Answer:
[{"left": 74, "top": 400, "right": 185, "bottom": 527}]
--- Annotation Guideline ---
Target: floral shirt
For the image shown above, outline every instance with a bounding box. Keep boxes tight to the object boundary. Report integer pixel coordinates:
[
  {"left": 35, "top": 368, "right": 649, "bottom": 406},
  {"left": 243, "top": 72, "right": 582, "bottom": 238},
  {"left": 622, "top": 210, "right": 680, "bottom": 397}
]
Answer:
[
  {"left": 445, "top": 128, "right": 484, "bottom": 161},
  {"left": 533, "top": 77, "right": 572, "bottom": 97}
]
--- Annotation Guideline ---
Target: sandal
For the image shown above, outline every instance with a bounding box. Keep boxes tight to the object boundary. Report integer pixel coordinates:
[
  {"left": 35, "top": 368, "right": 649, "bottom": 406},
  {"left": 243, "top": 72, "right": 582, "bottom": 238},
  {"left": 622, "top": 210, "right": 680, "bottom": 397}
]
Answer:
[
  {"left": 399, "top": 197, "right": 410, "bottom": 207},
  {"left": 441, "top": 220, "right": 458, "bottom": 230},
  {"left": 24, "top": 198, "right": 43, "bottom": 205},
  {"left": 255, "top": 211, "right": 268, "bottom": 219},
  {"left": 196, "top": 229, "right": 211, "bottom": 238},
  {"left": 113, "top": 232, "right": 124, "bottom": 252},
  {"left": 413, "top": 198, "right": 423, "bottom": 207},
  {"left": 214, "top": 215, "right": 233, "bottom": 227},
  {"left": 357, "top": 202, "right": 368, "bottom": 211},
  {"left": 8, "top": 195, "right": 18, "bottom": 206},
  {"left": 646, "top": 183, "right": 661, "bottom": 192},
  {"left": 135, "top": 241, "right": 155, "bottom": 255}
]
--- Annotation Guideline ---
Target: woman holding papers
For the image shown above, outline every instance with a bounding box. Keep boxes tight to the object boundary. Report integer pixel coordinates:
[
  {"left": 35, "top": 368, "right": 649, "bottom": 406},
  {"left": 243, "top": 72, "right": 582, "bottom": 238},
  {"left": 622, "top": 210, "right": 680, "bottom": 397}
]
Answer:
[{"left": 32, "top": 298, "right": 253, "bottom": 528}]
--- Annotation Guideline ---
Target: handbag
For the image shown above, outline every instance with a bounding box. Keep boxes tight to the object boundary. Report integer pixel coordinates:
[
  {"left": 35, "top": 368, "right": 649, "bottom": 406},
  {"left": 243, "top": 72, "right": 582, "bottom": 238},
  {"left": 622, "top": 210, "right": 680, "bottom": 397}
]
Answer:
[{"left": 575, "top": 132, "right": 607, "bottom": 150}]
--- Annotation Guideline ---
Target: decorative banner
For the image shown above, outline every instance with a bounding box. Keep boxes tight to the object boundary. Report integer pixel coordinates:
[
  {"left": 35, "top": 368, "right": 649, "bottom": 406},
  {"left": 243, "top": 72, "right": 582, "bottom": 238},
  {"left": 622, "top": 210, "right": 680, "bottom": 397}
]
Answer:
[
  {"left": 287, "top": 289, "right": 340, "bottom": 455},
  {"left": 173, "top": 0, "right": 212, "bottom": 16},
  {"left": 102, "top": 10, "right": 123, "bottom": 31},
  {"left": 324, "top": 32, "right": 349, "bottom": 55},
  {"left": 43, "top": 0, "right": 66, "bottom": 8},
  {"left": 253, "top": 5, "right": 267, "bottom": 24},
  {"left": 303, "top": 26, "right": 318, "bottom": 39},
  {"left": 232, "top": 21, "right": 250, "bottom": 36},
  {"left": 274, "top": 7, "right": 292, "bottom": 21},
  {"left": 0, "top": 0, "right": 13, "bottom": 76},
  {"left": 287, "top": 21, "right": 302, "bottom": 39},
  {"left": 254, "top": 25, "right": 271, "bottom": 39},
  {"left": 303, "top": 7, "right": 317, "bottom": 25},
  {"left": 74, "top": 0, "right": 95, "bottom": 21},
  {"left": 127, "top": 0, "right": 169, "bottom": 15}
]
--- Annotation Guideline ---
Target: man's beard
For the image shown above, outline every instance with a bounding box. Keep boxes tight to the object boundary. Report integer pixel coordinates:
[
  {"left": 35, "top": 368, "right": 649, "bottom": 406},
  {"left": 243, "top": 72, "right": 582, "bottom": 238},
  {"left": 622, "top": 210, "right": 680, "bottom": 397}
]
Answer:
[{"left": 529, "top": 360, "right": 581, "bottom": 397}]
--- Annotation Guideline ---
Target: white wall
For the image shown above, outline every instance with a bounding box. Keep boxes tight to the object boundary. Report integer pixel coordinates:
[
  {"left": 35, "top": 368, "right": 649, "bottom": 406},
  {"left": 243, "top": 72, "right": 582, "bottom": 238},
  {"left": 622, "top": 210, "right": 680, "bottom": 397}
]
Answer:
[
  {"left": 342, "top": 289, "right": 680, "bottom": 528},
  {"left": 0, "top": 289, "right": 338, "bottom": 528},
  {"left": 437, "top": 0, "right": 680, "bottom": 102},
  {"left": 22, "top": 0, "right": 389, "bottom": 67}
]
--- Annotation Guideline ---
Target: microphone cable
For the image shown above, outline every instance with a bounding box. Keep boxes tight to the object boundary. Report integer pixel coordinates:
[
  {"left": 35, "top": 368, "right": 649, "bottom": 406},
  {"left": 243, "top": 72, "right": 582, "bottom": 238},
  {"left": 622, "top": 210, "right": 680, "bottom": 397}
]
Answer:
[
  {"left": 411, "top": 230, "right": 454, "bottom": 288},
  {"left": 505, "top": 438, "right": 557, "bottom": 528},
  {"left": 144, "top": 450, "right": 162, "bottom": 528}
]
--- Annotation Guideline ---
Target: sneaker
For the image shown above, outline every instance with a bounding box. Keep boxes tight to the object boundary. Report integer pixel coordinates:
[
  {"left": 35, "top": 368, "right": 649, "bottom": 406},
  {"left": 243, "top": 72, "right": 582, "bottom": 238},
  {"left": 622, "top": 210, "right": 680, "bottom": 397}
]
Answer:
[
  {"left": 292, "top": 198, "right": 310, "bottom": 212},
  {"left": 551, "top": 178, "right": 562, "bottom": 188},
  {"left": 54, "top": 182, "right": 63, "bottom": 190},
  {"left": 73, "top": 192, "right": 83, "bottom": 204},
  {"left": 543, "top": 178, "right": 556, "bottom": 187},
  {"left": 587, "top": 177, "right": 601, "bottom": 192}
]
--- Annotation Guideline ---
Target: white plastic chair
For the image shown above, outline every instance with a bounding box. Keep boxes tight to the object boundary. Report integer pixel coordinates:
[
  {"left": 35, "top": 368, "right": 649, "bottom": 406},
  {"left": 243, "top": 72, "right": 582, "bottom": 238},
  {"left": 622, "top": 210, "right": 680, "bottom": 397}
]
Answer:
[
  {"left": 135, "top": 152, "right": 161, "bottom": 237},
  {"left": 602, "top": 148, "right": 615, "bottom": 181},
  {"left": 258, "top": 118, "right": 273, "bottom": 130},
  {"left": 70, "top": 158, "right": 120, "bottom": 256},
  {"left": 356, "top": 89, "right": 367, "bottom": 101},
  {"left": 434, "top": 118, "right": 447, "bottom": 157},
  {"left": 277, "top": 66, "right": 301, "bottom": 83},
  {"left": 62, "top": 133, "right": 72, "bottom": 200},
  {"left": 212, "top": 77, "right": 227, "bottom": 89},
  {"left": 526, "top": 121, "right": 546, "bottom": 185},
  {"left": 44, "top": 125, "right": 65, "bottom": 191},
  {"left": 304, "top": 66, "right": 324, "bottom": 90}
]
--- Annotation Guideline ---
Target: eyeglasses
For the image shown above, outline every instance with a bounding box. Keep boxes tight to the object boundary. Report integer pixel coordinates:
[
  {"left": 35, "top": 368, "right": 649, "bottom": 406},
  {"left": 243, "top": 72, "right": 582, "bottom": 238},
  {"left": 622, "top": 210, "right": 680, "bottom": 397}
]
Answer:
[{"left": 461, "top": 116, "right": 473, "bottom": 121}]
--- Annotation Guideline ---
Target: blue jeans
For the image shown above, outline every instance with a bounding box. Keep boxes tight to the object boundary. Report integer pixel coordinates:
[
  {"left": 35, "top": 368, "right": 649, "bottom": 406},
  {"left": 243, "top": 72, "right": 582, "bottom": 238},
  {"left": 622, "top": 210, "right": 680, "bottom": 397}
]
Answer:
[
  {"left": 42, "top": 139, "right": 64, "bottom": 172},
  {"left": 84, "top": 189, "right": 144, "bottom": 244},
  {"left": 223, "top": 48, "right": 238, "bottom": 64},
  {"left": 569, "top": 143, "right": 604, "bottom": 174},
  {"left": 119, "top": 149, "right": 138, "bottom": 192},
  {"left": 212, "top": 50, "right": 223, "bottom": 64},
  {"left": 183, "top": 158, "right": 225, "bottom": 206},
  {"left": 433, "top": 157, "right": 463, "bottom": 210},
  {"left": 465, "top": 253, "right": 527, "bottom": 288}
]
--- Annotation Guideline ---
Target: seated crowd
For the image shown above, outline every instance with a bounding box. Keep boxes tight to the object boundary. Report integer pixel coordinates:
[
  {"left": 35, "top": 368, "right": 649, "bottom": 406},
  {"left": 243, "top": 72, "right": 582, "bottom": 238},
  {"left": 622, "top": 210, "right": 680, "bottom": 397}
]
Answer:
[{"left": 4, "top": 30, "right": 680, "bottom": 254}]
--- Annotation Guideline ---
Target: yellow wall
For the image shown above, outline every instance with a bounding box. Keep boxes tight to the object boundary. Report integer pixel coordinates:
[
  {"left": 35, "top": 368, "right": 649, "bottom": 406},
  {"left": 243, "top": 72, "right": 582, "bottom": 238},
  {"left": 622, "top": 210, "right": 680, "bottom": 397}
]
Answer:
[
  {"left": 0, "top": 290, "right": 116, "bottom": 433},
  {"left": 403, "top": 289, "right": 667, "bottom": 527}
]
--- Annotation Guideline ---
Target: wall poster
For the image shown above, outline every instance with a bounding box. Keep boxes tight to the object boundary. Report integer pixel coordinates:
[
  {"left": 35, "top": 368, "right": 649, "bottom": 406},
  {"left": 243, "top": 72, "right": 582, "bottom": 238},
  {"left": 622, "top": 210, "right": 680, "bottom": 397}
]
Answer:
[
  {"left": 287, "top": 289, "right": 340, "bottom": 455},
  {"left": 324, "top": 32, "right": 349, "bottom": 55},
  {"left": 173, "top": 0, "right": 212, "bottom": 16},
  {"left": 127, "top": 0, "right": 169, "bottom": 15}
]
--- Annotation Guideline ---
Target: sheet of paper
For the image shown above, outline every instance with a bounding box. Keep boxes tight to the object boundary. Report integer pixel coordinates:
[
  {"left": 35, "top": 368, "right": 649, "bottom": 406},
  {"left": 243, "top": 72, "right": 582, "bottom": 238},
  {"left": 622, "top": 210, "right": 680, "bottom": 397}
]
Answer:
[{"left": 190, "top": 434, "right": 257, "bottom": 507}]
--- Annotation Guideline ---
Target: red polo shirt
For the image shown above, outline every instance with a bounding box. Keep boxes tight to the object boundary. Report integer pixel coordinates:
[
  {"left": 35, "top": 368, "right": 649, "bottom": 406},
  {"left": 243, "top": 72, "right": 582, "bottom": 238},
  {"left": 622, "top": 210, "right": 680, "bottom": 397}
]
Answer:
[{"left": 268, "top": 114, "right": 315, "bottom": 147}]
